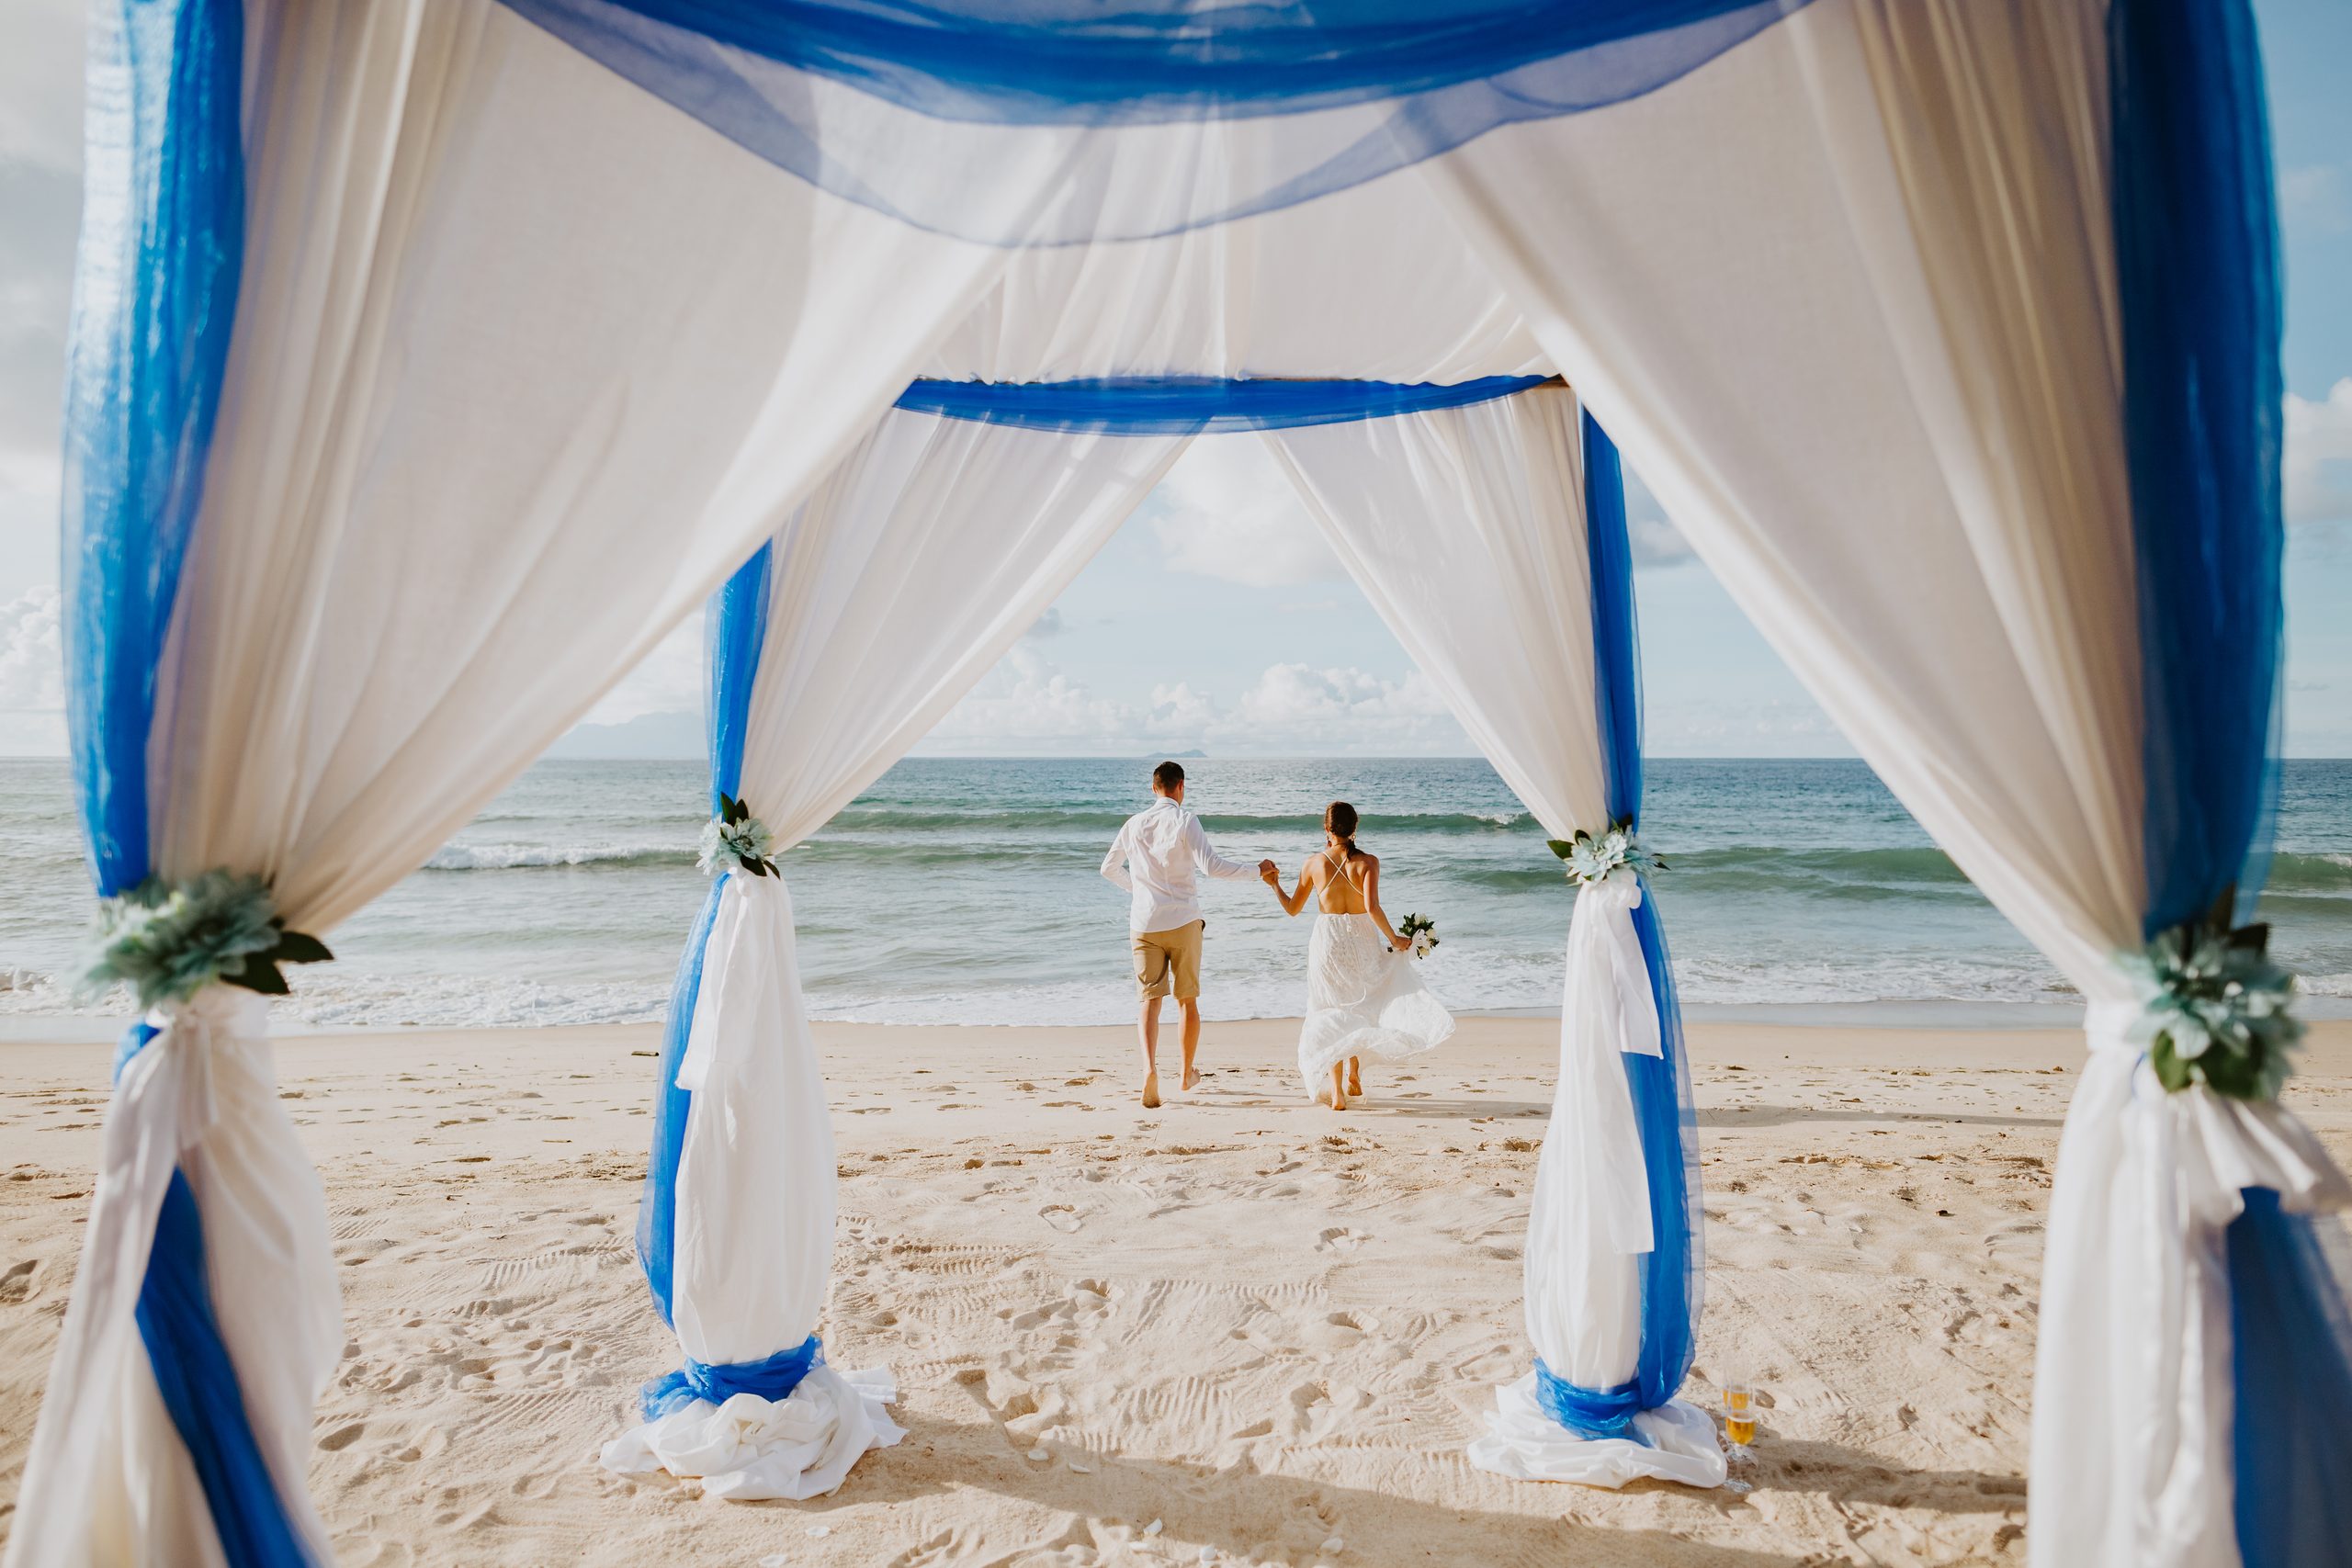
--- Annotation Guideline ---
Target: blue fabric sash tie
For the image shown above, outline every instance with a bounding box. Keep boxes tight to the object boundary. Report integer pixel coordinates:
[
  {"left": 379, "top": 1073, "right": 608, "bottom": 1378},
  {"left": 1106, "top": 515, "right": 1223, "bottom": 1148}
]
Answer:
[
  {"left": 1533, "top": 1359, "right": 1650, "bottom": 1444},
  {"left": 894, "top": 376, "right": 1551, "bottom": 434},
  {"left": 641, "top": 1335, "right": 823, "bottom": 1421}
]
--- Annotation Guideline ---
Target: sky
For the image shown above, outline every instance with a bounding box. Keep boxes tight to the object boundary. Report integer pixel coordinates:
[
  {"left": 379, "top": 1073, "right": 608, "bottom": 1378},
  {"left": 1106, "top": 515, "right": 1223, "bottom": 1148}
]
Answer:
[{"left": 2, "top": 1, "right": 2348, "bottom": 760}]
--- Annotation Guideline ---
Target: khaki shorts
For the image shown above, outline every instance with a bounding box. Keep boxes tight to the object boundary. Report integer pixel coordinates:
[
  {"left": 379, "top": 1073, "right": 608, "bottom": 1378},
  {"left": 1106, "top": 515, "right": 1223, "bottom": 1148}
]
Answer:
[{"left": 1132, "top": 919, "right": 1204, "bottom": 1001}]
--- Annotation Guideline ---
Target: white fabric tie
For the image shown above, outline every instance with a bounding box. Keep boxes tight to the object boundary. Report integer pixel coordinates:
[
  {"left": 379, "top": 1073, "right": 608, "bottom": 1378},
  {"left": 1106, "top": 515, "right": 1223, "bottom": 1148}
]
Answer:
[
  {"left": 1560, "top": 872, "right": 1661, "bottom": 1257},
  {"left": 606, "top": 870, "right": 909, "bottom": 1497},
  {"left": 6, "top": 987, "right": 339, "bottom": 1568},
  {"left": 2044, "top": 999, "right": 2352, "bottom": 1568}
]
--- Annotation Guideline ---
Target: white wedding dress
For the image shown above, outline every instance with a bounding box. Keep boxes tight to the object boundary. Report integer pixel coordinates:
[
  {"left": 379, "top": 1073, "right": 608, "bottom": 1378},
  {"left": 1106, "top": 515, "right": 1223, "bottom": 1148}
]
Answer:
[{"left": 1297, "top": 853, "right": 1454, "bottom": 1102}]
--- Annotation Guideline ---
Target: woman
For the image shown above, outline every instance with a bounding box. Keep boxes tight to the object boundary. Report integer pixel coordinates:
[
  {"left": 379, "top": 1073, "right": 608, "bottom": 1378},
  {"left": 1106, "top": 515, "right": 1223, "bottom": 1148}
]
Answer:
[{"left": 1261, "top": 802, "right": 1454, "bottom": 1109}]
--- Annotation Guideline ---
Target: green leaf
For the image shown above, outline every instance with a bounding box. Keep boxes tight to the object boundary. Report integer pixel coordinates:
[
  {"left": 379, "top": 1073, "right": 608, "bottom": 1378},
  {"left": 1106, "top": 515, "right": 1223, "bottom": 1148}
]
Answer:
[
  {"left": 224, "top": 956, "right": 291, "bottom": 997},
  {"left": 2199, "top": 1041, "right": 2266, "bottom": 1100},
  {"left": 2148, "top": 1033, "right": 2193, "bottom": 1093},
  {"left": 1545, "top": 840, "right": 1575, "bottom": 861},
  {"left": 270, "top": 930, "right": 334, "bottom": 965}
]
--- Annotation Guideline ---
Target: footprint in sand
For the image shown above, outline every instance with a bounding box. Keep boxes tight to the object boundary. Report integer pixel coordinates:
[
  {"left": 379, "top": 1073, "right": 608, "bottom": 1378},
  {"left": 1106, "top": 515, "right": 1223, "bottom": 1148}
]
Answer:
[
  {"left": 1314, "top": 1226, "right": 1366, "bottom": 1253},
  {"left": 317, "top": 1420, "right": 368, "bottom": 1452},
  {"left": 1039, "top": 1203, "right": 1083, "bottom": 1234}
]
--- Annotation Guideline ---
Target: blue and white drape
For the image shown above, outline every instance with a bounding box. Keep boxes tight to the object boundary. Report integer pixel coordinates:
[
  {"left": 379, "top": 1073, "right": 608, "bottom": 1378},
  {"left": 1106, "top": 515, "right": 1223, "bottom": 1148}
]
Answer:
[
  {"left": 26, "top": 0, "right": 2341, "bottom": 1562},
  {"left": 607, "top": 381, "right": 1666, "bottom": 1498},
  {"left": 605, "top": 407, "right": 1193, "bottom": 1495},
  {"left": 1270, "top": 391, "right": 1718, "bottom": 1485}
]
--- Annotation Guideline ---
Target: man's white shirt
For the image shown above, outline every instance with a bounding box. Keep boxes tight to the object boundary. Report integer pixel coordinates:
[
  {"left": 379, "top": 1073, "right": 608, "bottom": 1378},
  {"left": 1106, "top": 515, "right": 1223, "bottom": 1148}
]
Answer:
[{"left": 1100, "top": 795, "right": 1255, "bottom": 933}]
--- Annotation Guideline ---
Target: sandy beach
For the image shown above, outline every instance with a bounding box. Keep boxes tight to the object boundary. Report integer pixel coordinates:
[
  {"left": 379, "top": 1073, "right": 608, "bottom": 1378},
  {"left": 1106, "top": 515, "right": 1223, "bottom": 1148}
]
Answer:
[{"left": 5, "top": 1017, "right": 2349, "bottom": 1567}]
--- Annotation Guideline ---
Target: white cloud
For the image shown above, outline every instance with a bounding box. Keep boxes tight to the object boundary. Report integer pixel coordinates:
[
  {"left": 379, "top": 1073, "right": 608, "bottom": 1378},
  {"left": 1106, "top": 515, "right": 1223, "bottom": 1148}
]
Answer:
[
  {"left": 1023, "top": 605, "right": 1069, "bottom": 639},
  {"left": 923, "top": 643, "right": 1137, "bottom": 751},
  {"left": 920, "top": 647, "right": 1472, "bottom": 757},
  {"left": 2287, "top": 378, "right": 2352, "bottom": 525},
  {"left": 581, "top": 606, "right": 704, "bottom": 726},
  {"left": 1227, "top": 662, "right": 1463, "bottom": 750},
  {"left": 1149, "top": 436, "right": 1339, "bottom": 588},
  {"left": 0, "top": 581, "right": 62, "bottom": 711},
  {"left": 1144, "top": 680, "right": 1218, "bottom": 737}
]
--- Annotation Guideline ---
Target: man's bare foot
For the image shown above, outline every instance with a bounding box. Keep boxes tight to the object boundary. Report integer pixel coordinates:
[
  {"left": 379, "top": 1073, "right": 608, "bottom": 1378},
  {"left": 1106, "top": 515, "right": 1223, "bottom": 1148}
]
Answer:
[
  {"left": 1182, "top": 1066, "right": 1202, "bottom": 1091},
  {"left": 1141, "top": 1071, "right": 1161, "bottom": 1110}
]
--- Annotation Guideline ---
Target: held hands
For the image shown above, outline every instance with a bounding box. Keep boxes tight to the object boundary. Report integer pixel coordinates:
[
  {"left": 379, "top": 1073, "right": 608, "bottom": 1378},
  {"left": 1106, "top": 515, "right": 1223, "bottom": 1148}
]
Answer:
[{"left": 1258, "top": 859, "right": 1280, "bottom": 886}]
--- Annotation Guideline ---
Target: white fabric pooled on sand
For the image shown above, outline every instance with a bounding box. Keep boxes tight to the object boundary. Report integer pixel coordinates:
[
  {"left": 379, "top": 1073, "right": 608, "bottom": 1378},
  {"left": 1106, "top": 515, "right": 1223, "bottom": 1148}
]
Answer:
[{"left": 600, "top": 1366, "right": 905, "bottom": 1502}]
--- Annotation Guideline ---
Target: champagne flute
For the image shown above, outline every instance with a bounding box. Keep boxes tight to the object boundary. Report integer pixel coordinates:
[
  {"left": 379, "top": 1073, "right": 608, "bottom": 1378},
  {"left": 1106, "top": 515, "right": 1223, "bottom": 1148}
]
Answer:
[{"left": 1722, "top": 1378, "right": 1758, "bottom": 1460}]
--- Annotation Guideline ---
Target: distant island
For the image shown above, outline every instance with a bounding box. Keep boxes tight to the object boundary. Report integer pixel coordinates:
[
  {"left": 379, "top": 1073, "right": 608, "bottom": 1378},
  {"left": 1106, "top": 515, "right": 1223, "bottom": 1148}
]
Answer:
[{"left": 1155, "top": 750, "right": 1208, "bottom": 760}]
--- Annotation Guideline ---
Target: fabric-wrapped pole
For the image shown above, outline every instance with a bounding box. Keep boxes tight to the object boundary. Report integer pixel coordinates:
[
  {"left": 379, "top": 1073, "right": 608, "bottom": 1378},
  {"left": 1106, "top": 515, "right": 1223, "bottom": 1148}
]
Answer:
[
  {"left": 604, "top": 408, "right": 1190, "bottom": 1499},
  {"left": 2041, "top": 4, "right": 2352, "bottom": 1564},
  {"left": 16, "top": 0, "right": 1028, "bottom": 1554},
  {"left": 1266, "top": 388, "right": 1719, "bottom": 1486},
  {"left": 11, "top": 4, "right": 336, "bottom": 1562},
  {"left": 1422, "top": 0, "right": 2350, "bottom": 1555}
]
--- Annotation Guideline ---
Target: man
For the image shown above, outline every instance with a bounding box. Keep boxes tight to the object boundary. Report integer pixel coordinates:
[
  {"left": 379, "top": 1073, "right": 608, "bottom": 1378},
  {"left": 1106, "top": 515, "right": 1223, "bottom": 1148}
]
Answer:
[{"left": 1100, "top": 761, "right": 1273, "bottom": 1109}]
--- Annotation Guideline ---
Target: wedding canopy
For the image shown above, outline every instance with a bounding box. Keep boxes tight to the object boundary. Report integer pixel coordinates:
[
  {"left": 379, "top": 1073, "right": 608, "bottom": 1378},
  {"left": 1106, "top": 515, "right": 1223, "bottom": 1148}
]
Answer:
[
  {"left": 597, "top": 379, "right": 1715, "bottom": 1499},
  {"left": 18, "top": 2, "right": 2350, "bottom": 1567}
]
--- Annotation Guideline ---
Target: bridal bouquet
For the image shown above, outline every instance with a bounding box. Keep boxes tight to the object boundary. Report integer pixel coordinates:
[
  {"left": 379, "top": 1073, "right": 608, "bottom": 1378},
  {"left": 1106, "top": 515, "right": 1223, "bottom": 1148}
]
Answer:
[
  {"left": 1547, "top": 818, "right": 1662, "bottom": 887},
  {"left": 1397, "top": 911, "right": 1439, "bottom": 960}
]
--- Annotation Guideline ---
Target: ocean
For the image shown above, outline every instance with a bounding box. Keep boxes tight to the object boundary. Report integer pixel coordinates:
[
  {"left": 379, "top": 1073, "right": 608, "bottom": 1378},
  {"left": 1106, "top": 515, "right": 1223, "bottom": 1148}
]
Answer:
[{"left": 3, "top": 756, "right": 2348, "bottom": 1032}]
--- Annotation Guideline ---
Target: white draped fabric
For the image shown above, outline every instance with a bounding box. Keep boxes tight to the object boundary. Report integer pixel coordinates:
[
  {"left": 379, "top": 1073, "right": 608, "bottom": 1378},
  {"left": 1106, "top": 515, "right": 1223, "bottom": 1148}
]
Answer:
[
  {"left": 1269, "top": 390, "right": 1721, "bottom": 1488},
  {"left": 15, "top": 4, "right": 1035, "bottom": 1558},
  {"left": 601, "top": 412, "right": 1190, "bottom": 1497},
  {"left": 9, "top": 987, "right": 333, "bottom": 1568},
  {"left": 1418, "top": 1, "right": 2348, "bottom": 1558},
  {"left": 27, "top": 0, "right": 2326, "bottom": 1557},
  {"left": 926, "top": 186, "right": 1544, "bottom": 382}
]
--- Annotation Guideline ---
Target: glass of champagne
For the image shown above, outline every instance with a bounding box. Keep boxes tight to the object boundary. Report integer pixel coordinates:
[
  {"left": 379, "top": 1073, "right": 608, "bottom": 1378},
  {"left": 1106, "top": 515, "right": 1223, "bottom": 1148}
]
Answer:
[{"left": 1722, "top": 1380, "right": 1758, "bottom": 1458}]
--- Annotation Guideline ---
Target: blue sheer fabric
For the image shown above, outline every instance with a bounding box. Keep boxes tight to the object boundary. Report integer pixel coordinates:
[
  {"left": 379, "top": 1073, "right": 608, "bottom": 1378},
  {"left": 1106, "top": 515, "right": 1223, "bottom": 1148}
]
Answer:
[
  {"left": 897, "top": 377, "right": 1551, "bottom": 434},
  {"left": 1575, "top": 412, "right": 1702, "bottom": 1423},
  {"left": 705, "top": 543, "right": 773, "bottom": 813},
  {"left": 497, "top": 0, "right": 1812, "bottom": 242},
  {"left": 64, "top": 3, "right": 313, "bottom": 1562},
  {"left": 136, "top": 1167, "right": 314, "bottom": 1568},
  {"left": 640, "top": 1336, "right": 823, "bottom": 1421},
  {"left": 65, "top": 0, "right": 244, "bottom": 901},
  {"left": 2109, "top": 2, "right": 2346, "bottom": 1561},
  {"left": 638, "top": 544, "right": 773, "bottom": 1326},
  {"left": 112, "top": 1021, "right": 313, "bottom": 1568},
  {"left": 637, "top": 878, "right": 724, "bottom": 1327},
  {"left": 2112, "top": 0, "right": 2285, "bottom": 941},
  {"left": 1533, "top": 1360, "right": 1644, "bottom": 1441},
  {"left": 2227, "top": 1191, "right": 2352, "bottom": 1567}
]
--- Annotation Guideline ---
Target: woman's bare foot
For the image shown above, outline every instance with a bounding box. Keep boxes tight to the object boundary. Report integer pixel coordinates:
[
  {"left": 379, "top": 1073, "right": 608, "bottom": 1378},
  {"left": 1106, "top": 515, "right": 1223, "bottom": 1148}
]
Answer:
[
  {"left": 1346, "top": 1059, "right": 1363, "bottom": 1098},
  {"left": 1329, "top": 1066, "right": 1349, "bottom": 1111},
  {"left": 1182, "top": 1066, "right": 1202, "bottom": 1091},
  {"left": 1141, "top": 1070, "right": 1162, "bottom": 1110}
]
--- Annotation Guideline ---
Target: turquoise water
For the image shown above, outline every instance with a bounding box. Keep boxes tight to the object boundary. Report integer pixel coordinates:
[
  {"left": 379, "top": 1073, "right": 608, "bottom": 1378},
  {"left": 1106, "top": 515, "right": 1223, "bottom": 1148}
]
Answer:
[{"left": 3, "top": 757, "right": 2348, "bottom": 1028}]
